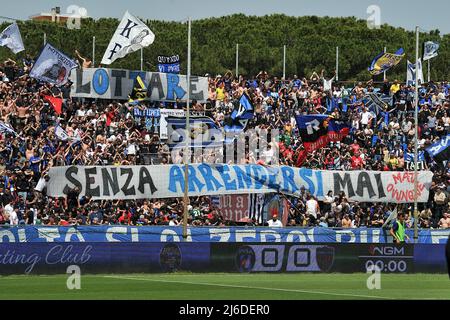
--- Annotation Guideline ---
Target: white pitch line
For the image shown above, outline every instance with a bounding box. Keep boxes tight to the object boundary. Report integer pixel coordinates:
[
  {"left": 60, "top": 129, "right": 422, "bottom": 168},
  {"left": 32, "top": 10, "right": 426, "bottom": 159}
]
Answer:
[{"left": 103, "top": 275, "right": 394, "bottom": 300}]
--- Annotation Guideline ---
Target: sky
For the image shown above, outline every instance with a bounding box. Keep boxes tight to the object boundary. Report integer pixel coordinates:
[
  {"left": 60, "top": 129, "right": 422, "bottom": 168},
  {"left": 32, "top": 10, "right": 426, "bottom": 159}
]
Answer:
[{"left": 1, "top": 0, "right": 449, "bottom": 34}]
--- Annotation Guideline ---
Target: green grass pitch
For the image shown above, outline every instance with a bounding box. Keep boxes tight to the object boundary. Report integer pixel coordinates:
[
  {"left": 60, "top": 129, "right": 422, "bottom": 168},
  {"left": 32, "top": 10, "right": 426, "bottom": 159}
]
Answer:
[{"left": 0, "top": 273, "right": 449, "bottom": 300}]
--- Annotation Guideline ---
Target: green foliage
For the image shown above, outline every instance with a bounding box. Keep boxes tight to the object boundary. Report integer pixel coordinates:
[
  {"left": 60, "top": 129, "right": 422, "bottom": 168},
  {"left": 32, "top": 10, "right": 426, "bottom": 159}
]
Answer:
[{"left": 1, "top": 14, "right": 448, "bottom": 81}]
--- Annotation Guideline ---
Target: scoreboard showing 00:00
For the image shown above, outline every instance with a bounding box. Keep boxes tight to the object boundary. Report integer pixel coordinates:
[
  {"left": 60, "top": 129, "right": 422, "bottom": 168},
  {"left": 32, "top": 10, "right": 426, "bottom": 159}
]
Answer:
[{"left": 359, "top": 245, "right": 413, "bottom": 273}]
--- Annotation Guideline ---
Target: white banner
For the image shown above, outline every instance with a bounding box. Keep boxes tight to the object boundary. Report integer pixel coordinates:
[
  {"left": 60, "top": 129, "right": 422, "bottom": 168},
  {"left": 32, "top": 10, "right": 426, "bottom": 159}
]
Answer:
[
  {"left": 0, "top": 23, "right": 25, "bottom": 54},
  {"left": 407, "top": 59, "right": 424, "bottom": 86},
  {"left": 47, "top": 164, "right": 433, "bottom": 203},
  {"left": 159, "top": 108, "right": 185, "bottom": 139},
  {"left": 30, "top": 43, "right": 78, "bottom": 86},
  {"left": 70, "top": 68, "right": 208, "bottom": 102},
  {"left": 101, "top": 11, "right": 155, "bottom": 65}
]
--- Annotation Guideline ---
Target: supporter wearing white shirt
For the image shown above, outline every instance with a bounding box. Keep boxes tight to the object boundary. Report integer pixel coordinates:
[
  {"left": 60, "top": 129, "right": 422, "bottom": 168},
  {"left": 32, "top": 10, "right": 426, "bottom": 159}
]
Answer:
[
  {"left": 268, "top": 214, "right": 283, "bottom": 227},
  {"left": 333, "top": 88, "right": 342, "bottom": 99},
  {"left": 262, "top": 145, "right": 274, "bottom": 164},
  {"left": 305, "top": 195, "right": 319, "bottom": 219},
  {"left": 76, "top": 106, "right": 87, "bottom": 117},
  {"left": 127, "top": 143, "right": 138, "bottom": 156},
  {"left": 360, "top": 107, "right": 373, "bottom": 127},
  {"left": 4, "top": 202, "right": 14, "bottom": 220},
  {"left": 9, "top": 207, "right": 18, "bottom": 225}
]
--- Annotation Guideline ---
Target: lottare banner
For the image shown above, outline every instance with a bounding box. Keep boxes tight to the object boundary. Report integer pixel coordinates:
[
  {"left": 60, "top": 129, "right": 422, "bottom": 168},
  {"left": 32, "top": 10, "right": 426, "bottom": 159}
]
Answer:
[{"left": 70, "top": 68, "right": 208, "bottom": 101}]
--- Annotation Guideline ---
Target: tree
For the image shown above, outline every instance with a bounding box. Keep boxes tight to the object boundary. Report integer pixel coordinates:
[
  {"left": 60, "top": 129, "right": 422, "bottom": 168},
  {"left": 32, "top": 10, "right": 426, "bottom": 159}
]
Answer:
[{"left": 0, "top": 14, "right": 448, "bottom": 81}]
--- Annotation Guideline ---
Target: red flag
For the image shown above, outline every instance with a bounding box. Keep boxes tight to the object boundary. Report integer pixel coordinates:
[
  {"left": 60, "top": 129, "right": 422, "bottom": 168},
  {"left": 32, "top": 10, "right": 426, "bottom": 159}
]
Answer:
[
  {"left": 42, "top": 95, "right": 62, "bottom": 115},
  {"left": 296, "top": 149, "right": 308, "bottom": 167},
  {"left": 105, "top": 111, "right": 115, "bottom": 126},
  {"left": 282, "top": 198, "right": 290, "bottom": 226}
]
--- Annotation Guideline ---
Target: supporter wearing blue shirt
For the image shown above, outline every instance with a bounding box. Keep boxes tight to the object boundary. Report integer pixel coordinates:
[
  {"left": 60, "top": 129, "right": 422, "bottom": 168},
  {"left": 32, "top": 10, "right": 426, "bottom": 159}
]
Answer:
[{"left": 29, "top": 152, "right": 41, "bottom": 174}]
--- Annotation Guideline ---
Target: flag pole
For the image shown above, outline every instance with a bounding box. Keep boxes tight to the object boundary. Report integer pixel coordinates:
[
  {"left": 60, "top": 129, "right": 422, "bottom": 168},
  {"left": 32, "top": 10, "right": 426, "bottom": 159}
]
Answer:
[
  {"left": 236, "top": 43, "right": 239, "bottom": 79},
  {"left": 92, "top": 36, "right": 96, "bottom": 67},
  {"left": 336, "top": 46, "right": 339, "bottom": 82},
  {"left": 44, "top": 33, "right": 47, "bottom": 45},
  {"left": 413, "top": 26, "right": 419, "bottom": 243},
  {"left": 427, "top": 59, "right": 431, "bottom": 83},
  {"left": 182, "top": 17, "right": 192, "bottom": 242},
  {"left": 383, "top": 47, "right": 387, "bottom": 81},
  {"left": 140, "top": 47, "right": 143, "bottom": 71},
  {"left": 283, "top": 44, "right": 286, "bottom": 79}
]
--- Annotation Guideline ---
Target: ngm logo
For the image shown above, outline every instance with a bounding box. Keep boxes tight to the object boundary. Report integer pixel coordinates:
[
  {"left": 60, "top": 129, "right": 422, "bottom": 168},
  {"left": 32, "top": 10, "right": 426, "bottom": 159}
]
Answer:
[
  {"left": 370, "top": 246, "right": 405, "bottom": 256},
  {"left": 235, "top": 245, "right": 335, "bottom": 273}
]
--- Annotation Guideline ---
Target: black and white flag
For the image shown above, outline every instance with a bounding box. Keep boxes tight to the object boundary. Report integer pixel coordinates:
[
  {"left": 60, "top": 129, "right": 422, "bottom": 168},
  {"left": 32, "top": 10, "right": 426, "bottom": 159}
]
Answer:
[
  {"left": 423, "top": 41, "right": 439, "bottom": 61},
  {"left": 406, "top": 59, "right": 424, "bottom": 86},
  {"left": 0, "top": 23, "right": 25, "bottom": 54},
  {"left": 248, "top": 193, "right": 266, "bottom": 224},
  {"left": 101, "top": 11, "right": 155, "bottom": 65},
  {"left": 0, "top": 121, "right": 19, "bottom": 137},
  {"left": 29, "top": 43, "right": 78, "bottom": 86}
]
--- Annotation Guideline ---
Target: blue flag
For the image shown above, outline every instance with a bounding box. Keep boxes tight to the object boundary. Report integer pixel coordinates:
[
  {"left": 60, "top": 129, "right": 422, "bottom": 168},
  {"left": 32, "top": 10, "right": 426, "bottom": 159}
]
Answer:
[
  {"left": 295, "top": 115, "right": 330, "bottom": 152},
  {"left": 231, "top": 94, "right": 254, "bottom": 120},
  {"left": 328, "top": 118, "right": 350, "bottom": 142},
  {"left": 368, "top": 48, "right": 405, "bottom": 75},
  {"left": 224, "top": 94, "right": 255, "bottom": 143},
  {"left": 426, "top": 134, "right": 450, "bottom": 163}
]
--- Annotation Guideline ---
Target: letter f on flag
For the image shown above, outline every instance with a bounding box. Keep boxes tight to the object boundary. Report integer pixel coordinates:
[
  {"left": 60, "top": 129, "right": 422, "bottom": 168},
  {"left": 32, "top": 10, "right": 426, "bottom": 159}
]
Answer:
[{"left": 101, "top": 11, "right": 155, "bottom": 65}]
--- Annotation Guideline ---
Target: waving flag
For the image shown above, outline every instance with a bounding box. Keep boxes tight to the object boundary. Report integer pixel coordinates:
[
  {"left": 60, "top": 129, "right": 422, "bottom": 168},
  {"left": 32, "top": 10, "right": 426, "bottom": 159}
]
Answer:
[
  {"left": 231, "top": 93, "right": 254, "bottom": 120},
  {"left": 42, "top": 95, "right": 63, "bottom": 115},
  {"left": 423, "top": 41, "right": 439, "bottom": 61},
  {"left": 30, "top": 43, "right": 78, "bottom": 86},
  {"left": 426, "top": 134, "right": 450, "bottom": 164},
  {"left": 295, "top": 115, "right": 350, "bottom": 152},
  {"left": 224, "top": 94, "right": 255, "bottom": 143},
  {"left": 167, "top": 116, "right": 223, "bottom": 149},
  {"left": 54, "top": 124, "right": 70, "bottom": 141},
  {"left": 0, "top": 121, "right": 18, "bottom": 137},
  {"left": 295, "top": 115, "right": 330, "bottom": 152},
  {"left": 363, "top": 93, "right": 390, "bottom": 115},
  {"left": 328, "top": 119, "right": 350, "bottom": 142},
  {"left": 101, "top": 11, "right": 155, "bottom": 65},
  {"left": 368, "top": 48, "right": 405, "bottom": 75},
  {"left": 407, "top": 59, "right": 424, "bottom": 86},
  {"left": 0, "top": 23, "right": 25, "bottom": 54}
]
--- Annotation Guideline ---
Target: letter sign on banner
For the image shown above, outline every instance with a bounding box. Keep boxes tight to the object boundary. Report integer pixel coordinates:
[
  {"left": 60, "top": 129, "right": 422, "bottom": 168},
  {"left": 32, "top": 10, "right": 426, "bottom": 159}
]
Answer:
[
  {"left": 70, "top": 68, "right": 208, "bottom": 102},
  {"left": 47, "top": 165, "right": 433, "bottom": 203}
]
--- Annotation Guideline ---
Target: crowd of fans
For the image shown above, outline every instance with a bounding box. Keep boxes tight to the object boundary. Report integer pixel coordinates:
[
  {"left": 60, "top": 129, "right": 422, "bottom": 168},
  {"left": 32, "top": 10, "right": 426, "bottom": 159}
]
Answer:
[{"left": 0, "top": 55, "right": 449, "bottom": 229}]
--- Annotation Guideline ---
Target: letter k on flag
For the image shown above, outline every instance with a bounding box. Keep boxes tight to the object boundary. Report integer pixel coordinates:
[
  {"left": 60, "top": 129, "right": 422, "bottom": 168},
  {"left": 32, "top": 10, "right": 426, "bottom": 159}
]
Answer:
[{"left": 101, "top": 11, "right": 155, "bottom": 65}]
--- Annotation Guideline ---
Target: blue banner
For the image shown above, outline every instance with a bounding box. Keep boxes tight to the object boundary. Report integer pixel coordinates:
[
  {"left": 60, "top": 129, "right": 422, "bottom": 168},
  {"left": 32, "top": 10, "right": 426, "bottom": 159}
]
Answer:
[
  {"left": 158, "top": 63, "right": 180, "bottom": 73},
  {"left": 404, "top": 152, "right": 425, "bottom": 162},
  {"left": 0, "top": 226, "right": 448, "bottom": 244}
]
